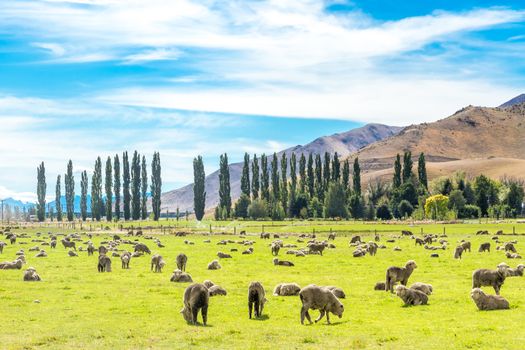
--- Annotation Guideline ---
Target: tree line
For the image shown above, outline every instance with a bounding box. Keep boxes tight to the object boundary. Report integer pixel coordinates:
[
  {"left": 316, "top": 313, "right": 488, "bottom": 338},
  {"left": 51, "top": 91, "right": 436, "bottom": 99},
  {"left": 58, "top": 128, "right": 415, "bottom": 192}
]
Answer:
[{"left": 35, "top": 151, "right": 162, "bottom": 222}]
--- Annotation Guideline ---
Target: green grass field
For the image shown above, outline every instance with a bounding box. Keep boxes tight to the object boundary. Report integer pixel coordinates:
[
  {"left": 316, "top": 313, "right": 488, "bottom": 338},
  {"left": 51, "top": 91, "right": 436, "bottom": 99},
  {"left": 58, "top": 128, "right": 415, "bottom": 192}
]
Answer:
[{"left": 1, "top": 220, "right": 524, "bottom": 349}]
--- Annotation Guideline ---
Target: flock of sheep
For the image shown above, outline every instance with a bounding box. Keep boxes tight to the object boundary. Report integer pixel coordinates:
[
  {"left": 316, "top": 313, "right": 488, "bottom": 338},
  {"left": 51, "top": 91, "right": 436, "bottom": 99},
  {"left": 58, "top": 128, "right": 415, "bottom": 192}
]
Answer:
[{"left": 1, "top": 226, "right": 523, "bottom": 326}]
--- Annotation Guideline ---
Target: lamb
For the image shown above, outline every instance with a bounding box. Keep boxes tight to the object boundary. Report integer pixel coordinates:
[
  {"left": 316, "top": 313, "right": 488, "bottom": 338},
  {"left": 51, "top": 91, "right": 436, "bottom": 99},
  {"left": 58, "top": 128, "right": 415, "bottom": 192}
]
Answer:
[
  {"left": 367, "top": 242, "right": 378, "bottom": 256},
  {"left": 170, "top": 269, "right": 193, "bottom": 283},
  {"left": 299, "top": 285, "right": 344, "bottom": 325},
  {"left": 0, "top": 241, "right": 6, "bottom": 253},
  {"left": 350, "top": 235, "right": 361, "bottom": 244},
  {"left": 324, "top": 286, "right": 346, "bottom": 299},
  {"left": 217, "top": 252, "right": 232, "bottom": 259},
  {"left": 248, "top": 281, "right": 266, "bottom": 319},
  {"left": 273, "top": 258, "right": 294, "bottom": 266},
  {"left": 176, "top": 253, "right": 188, "bottom": 271},
  {"left": 207, "top": 260, "right": 221, "bottom": 270},
  {"left": 395, "top": 285, "right": 428, "bottom": 306},
  {"left": 181, "top": 283, "right": 209, "bottom": 325},
  {"left": 208, "top": 285, "right": 227, "bottom": 296},
  {"left": 472, "top": 262, "right": 509, "bottom": 295},
  {"left": 409, "top": 282, "right": 433, "bottom": 295},
  {"left": 470, "top": 288, "right": 509, "bottom": 311},
  {"left": 385, "top": 260, "right": 417, "bottom": 293},
  {"left": 23, "top": 267, "right": 41, "bottom": 281},
  {"left": 506, "top": 264, "right": 524, "bottom": 277},
  {"left": 273, "top": 283, "right": 301, "bottom": 296},
  {"left": 68, "top": 250, "right": 78, "bottom": 257},
  {"left": 328, "top": 233, "right": 336, "bottom": 240},
  {"left": 478, "top": 243, "right": 491, "bottom": 253},
  {"left": 242, "top": 247, "right": 254, "bottom": 255},
  {"left": 151, "top": 254, "right": 165, "bottom": 273},
  {"left": 454, "top": 246, "right": 464, "bottom": 259}
]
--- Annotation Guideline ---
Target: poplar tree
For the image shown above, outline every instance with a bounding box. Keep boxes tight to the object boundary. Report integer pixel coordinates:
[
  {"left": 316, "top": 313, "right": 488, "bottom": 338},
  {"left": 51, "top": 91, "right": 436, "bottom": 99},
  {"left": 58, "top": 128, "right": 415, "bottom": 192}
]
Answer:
[
  {"left": 353, "top": 157, "right": 361, "bottom": 196},
  {"left": 280, "top": 153, "right": 288, "bottom": 211},
  {"left": 123, "top": 151, "right": 131, "bottom": 220},
  {"left": 241, "top": 152, "right": 250, "bottom": 197},
  {"left": 393, "top": 154, "right": 402, "bottom": 189},
  {"left": 331, "top": 152, "right": 340, "bottom": 182},
  {"left": 141, "top": 155, "right": 148, "bottom": 220},
  {"left": 65, "top": 160, "right": 75, "bottom": 221},
  {"left": 342, "top": 159, "right": 350, "bottom": 190},
  {"left": 402, "top": 151, "right": 413, "bottom": 183},
  {"left": 307, "top": 154, "right": 315, "bottom": 198},
  {"left": 55, "top": 175, "right": 62, "bottom": 222},
  {"left": 80, "top": 170, "right": 88, "bottom": 221},
  {"left": 150, "top": 152, "right": 162, "bottom": 221},
  {"left": 218, "top": 153, "right": 231, "bottom": 217},
  {"left": 260, "top": 154, "right": 269, "bottom": 201},
  {"left": 315, "top": 154, "right": 323, "bottom": 200},
  {"left": 36, "top": 162, "right": 46, "bottom": 222},
  {"left": 113, "top": 154, "right": 121, "bottom": 220},
  {"left": 290, "top": 152, "right": 297, "bottom": 202},
  {"left": 105, "top": 157, "right": 113, "bottom": 221},
  {"left": 299, "top": 153, "right": 306, "bottom": 194},
  {"left": 193, "top": 155, "right": 206, "bottom": 221},
  {"left": 251, "top": 154, "right": 260, "bottom": 199},
  {"left": 91, "top": 157, "right": 102, "bottom": 221},
  {"left": 418, "top": 152, "right": 428, "bottom": 190},
  {"left": 323, "top": 152, "right": 331, "bottom": 190},
  {"left": 131, "top": 151, "right": 141, "bottom": 220}
]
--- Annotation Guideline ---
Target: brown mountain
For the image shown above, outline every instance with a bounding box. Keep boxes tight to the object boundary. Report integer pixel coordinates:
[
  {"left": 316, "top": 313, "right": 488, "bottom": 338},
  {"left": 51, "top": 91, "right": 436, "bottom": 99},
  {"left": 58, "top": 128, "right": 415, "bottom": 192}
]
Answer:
[{"left": 161, "top": 123, "right": 402, "bottom": 212}]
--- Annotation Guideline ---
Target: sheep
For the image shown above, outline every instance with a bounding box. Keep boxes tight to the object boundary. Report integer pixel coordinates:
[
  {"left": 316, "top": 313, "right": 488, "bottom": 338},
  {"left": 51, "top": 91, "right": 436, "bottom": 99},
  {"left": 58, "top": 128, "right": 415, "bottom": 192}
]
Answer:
[
  {"left": 242, "top": 247, "right": 254, "bottom": 255},
  {"left": 506, "top": 252, "right": 522, "bottom": 259},
  {"left": 328, "top": 233, "right": 336, "bottom": 240},
  {"left": 271, "top": 243, "right": 280, "bottom": 256},
  {"left": 98, "top": 246, "right": 108, "bottom": 255},
  {"left": 134, "top": 243, "right": 151, "bottom": 254},
  {"left": 121, "top": 252, "right": 131, "bottom": 269},
  {"left": 181, "top": 283, "right": 209, "bottom": 325},
  {"left": 454, "top": 246, "right": 464, "bottom": 259},
  {"left": 248, "top": 281, "right": 266, "bottom": 319},
  {"left": 35, "top": 250, "right": 47, "bottom": 258},
  {"left": 395, "top": 285, "right": 428, "bottom": 306},
  {"left": 217, "top": 252, "right": 232, "bottom": 259},
  {"left": 23, "top": 267, "right": 41, "bottom": 281},
  {"left": 131, "top": 251, "right": 143, "bottom": 258},
  {"left": 111, "top": 251, "right": 120, "bottom": 257},
  {"left": 460, "top": 241, "right": 471, "bottom": 252},
  {"left": 203, "top": 280, "right": 215, "bottom": 288},
  {"left": 299, "top": 285, "right": 344, "bottom": 325},
  {"left": 367, "top": 242, "right": 378, "bottom": 256},
  {"left": 0, "top": 241, "right": 6, "bottom": 253},
  {"left": 504, "top": 242, "right": 517, "bottom": 253},
  {"left": 307, "top": 242, "right": 326, "bottom": 256},
  {"left": 151, "top": 254, "right": 165, "bottom": 273},
  {"left": 176, "top": 253, "right": 188, "bottom": 271},
  {"left": 401, "top": 230, "right": 413, "bottom": 236},
  {"left": 478, "top": 243, "right": 491, "bottom": 253},
  {"left": 470, "top": 288, "right": 509, "bottom": 311},
  {"left": 273, "top": 258, "right": 294, "bottom": 266},
  {"left": 260, "top": 233, "right": 270, "bottom": 239},
  {"left": 430, "top": 253, "right": 439, "bottom": 258},
  {"left": 353, "top": 249, "right": 366, "bottom": 257},
  {"left": 374, "top": 282, "right": 386, "bottom": 291},
  {"left": 409, "top": 282, "right": 433, "bottom": 295},
  {"left": 350, "top": 235, "right": 361, "bottom": 244},
  {"left": 170, "top": 269, "right": 193, "bottom": 283},
  {"left": 29, "top": 246, "right": 40, "bottom": 252},
  {"left": 415, "top": 238, "right": 424, "bottom": 246},
  {"left": 87, "top": 243, "right": 95, "bottom": 256},
  {"left": 61, "top": 238, "right": 76, "bottom": 251},
  {"left": 68, "top": 250, "right": 78, "bottom": 257},
  {"left": 273, "top": 283, "right": 301, "bottom": 296},
  {"left": 208, "top": 285, "right": 227, "bottom": 296},
  {"left": 50, "top": 240, "right": 57, "bottom": 249},
  {"left": 0, "top": 259, "right": 23, "bottom": 270},
  {"left": 472, "top": 263, "right": 509, "bottom": 295},
  {"left": 207, "top": 260, "right": 221, "bottom": 270},
  {"left": 97, "top": 254, "right": 112, "bottom": 272},
  {"left": 506, "top": 264, "right": 524, "bottom": 277},
  {"left": 374, "top": 233, "right": 380, "bottom": 242},
  {"left": 385, "top": 260, "right": 417, "bottom": 293},
  {"left": 324, "top": 286, "right": 346, "bottom": 299}
]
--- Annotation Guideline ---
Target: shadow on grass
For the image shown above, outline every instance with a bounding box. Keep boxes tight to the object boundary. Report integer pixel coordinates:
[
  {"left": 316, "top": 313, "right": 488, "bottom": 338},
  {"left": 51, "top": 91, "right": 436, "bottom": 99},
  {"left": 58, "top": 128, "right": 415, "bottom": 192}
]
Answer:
[{"left": 250, "top": 314, "right": 270, "bottom": 321}]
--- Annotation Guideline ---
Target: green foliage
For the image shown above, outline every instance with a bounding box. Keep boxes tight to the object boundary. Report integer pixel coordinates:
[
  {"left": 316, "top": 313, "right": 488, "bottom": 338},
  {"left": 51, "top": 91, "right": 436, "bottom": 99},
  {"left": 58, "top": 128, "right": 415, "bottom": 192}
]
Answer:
[
  {"left": 150, "top": 152, "right": 162, "bottom": 221},
  {"left": 376, "top": 203, "right": 392, "bottom": 220},
  {"left": 234, "top": 193, "right": 251, "bottom": 219},
  {"left": 241, "top": 153, "right": 250, "bottom": 197},
  {"left": 417, "top": 152, "right": 428, "bottom": 189},
  {"left": 251, "top": 154, "right": 260, "bottom": 199},
  {"left": 459, "top": 204, "right": 481, "bottom": 219},
  {"left": 309, "top": 196, "right": 323, "bottom": 219},
  {"left": 364, "top": 201, "right": 375, "bottom": 220},
  {"left": 105, "top": 157, "right": 113, "bottom": 221},
  {"left": 474, "top": 174, "right": 491, "bottom": 217},
  {"left": 36, "top": 161, "right": 46, "bottom": 221},
  {"left": 219, "top": 153, "right": 232, "bottom": 217},
  {"left": 248, "top": 198, "right": 268, "bottom": 219},
  {"left": 448, "top": 190, "right": 465, "bottom": 213},
  {"left": 298, "top": 153, "right": 306, "bottom": 194},
  {"left": 348, "top": 194, "right": 364, "bottom": 219},
  {"left": 353, "top": 157, "right": 361, "bottom": 196},
  {"left": 141, "top": 155, "right": 148, "bottom": 220},
  {"left": 289, "top": 192, "right": 309, "bottom": 218},
  {"left": 113, "top": 154, "right": 121, "bottom": 220},
  {"left": 55, "top": 175, "right": 62, "bottom": 222},
  {"left": 402, "top": 151, "right": 413, "bottom": 183},
  {"left": 280, "top": 153, "right": 288, "bottom": 213},
  {"left": 397, "top": 200, "right": 414, "bottom": 218},
  {"left": 193, "top": 155, "right": 206, "bottom": 221},
  {"left": 505, "top": 181, "right": 524, "bottom": 217},
  {"left": 331, "top": 152, "right": 340, "bottom": 182},
  {"left": 307, "top": 154, "right": 315, "bottom": 198},
  {"left": 315, "top": 154, "right": 323, "bottom": 201},
  {"left": 393, "top": 154, "right": 401, "bottom": 189},
  {"left": 323, "top": 152, "right": 331, "bottom": 190},
  {"left": 289, "top": 153, "right": 297, "bottom": 201},
  {"left": 91, "top": 157, "right": 103, "bottom": 221},
  {"left": 342, "top": 159, "right": 350, "bottom": 190},
  {"left": 122, "top": 151, "right": 131, "bottom": 220},
  {"left": 260, "top": 154, "right": 270, "bottom": 201},
  {"left": 65, "top": 160, "right": 75, "bottom": 221},
  {"left": 271, "top": 153, "right": 280, "bottom": 202},
  {"left": 270, "top": 201, "right": 286, "bottom": 220},
  {"left": 324, "top": 182, "right": 348, "bottom": 218},
  {"left": 80, "top": 171, "right": 88, "bottom": 221},
  {"left": 131, "top": 150, "right": 141, "bottom": 220}
]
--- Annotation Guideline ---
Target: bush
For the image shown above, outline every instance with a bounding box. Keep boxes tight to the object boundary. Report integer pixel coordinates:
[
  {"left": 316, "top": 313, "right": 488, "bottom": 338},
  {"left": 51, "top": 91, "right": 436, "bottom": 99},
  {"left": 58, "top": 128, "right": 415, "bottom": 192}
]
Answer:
[
  {"left": 424, "top": 194, "right": 449, "bottom": 220},
  {"left": 270, "top": 202, "right": 286, "bottom": 220},
  {"left": 376, "top": 204, "right": 392, "bottom": 220},
  {"left": 289, "top": 193, "right": 309, "bottom": 218},
  {"left": 248, "top": 199, "right": 268, "bottom": 219},
  {"left": 234, "top": 194, "right": 251, "bottom": 219},
  {"left": 348, "top": 194, "right": 364, "bottom": 219},
  {"left": 324, "top": 183, "right": 348, "bottom": 219},
  {"left": 458, "top": 204, "right": 480, "bottom": 219},
  {"left": 309, "top": 197, "right": 324, "bottom": 219},
  {"left": 398, "top": 200, "right": 414, "bottom": 218}
]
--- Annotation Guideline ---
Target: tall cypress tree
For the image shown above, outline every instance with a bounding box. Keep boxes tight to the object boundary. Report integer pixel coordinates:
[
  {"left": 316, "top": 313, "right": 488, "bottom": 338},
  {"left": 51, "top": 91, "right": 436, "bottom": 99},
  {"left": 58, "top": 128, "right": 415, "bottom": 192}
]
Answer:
[
  {"left": 91, "top": 157, "right": 102, "bottom": 221},
  {"left": 65, "top": 160, "right": 75, "bottom": 221},
  {"left": 402, "top": 151, "right": 413, "bottom": 183},
  {"left": 123, "top": 151, "right": 131, "bottom": 220},
  {"left": 331, "top": 152, "right": 340, "bottom": 182},
  {"left": 260, "top": 154, "right": 269, "bottom": 201},
  {"left": 299, "top": 153, "right": 306, "bottom": 194},
  {"left": 251, "top": 154, "right": 260, "bottom": 199},
  {"left": 80, "top": 170, "right": 88, "bottom": 221},
  {"left": 141, "top": 155, "right": 148, "bottom": 220},
  {"left": 218, "top": 153, "right": 231, "bottom": 217},
  {"left": 193, "top": 155, "right": 206, "bottom": 221},
  {"left": 342, "top": 159, "right": 350, "bottom": 190},
  {"left": 241, "top": 152, "right": 250, "bottom": 197},
  {"left": 271, "top": 153, "right": 280, "bottom": 202},
  {"left": 150, "top": 152, "right": 162, "bottom": 221},
  {"left": 105, "top": 157, "right": 113, "bottom": 221},
  {"left": 131, "top": 151, "right": 141, "bottom": 220},
  {"left": 36, "top": 162, "right": 46, "bottom": 222},
  {"left": 393, "top": 154, "right": 402, "bottom": 189},
  {"left": 323, "top": 152, "right": 331, "bottom": 190},
  {"left": 113, "top": 154, "right": 121, "bottom": 220},
  {"left": 315, "top": 154, "right": 323, "bottom": 200},
  {"left": 290, "top": 152, "right": 297, "bottom": 200},
  {"left": 280, "top": 153, "right": 288, "bottom": 212},
  {"left": 55, "top": 175, "right": 62, "bottom": 222},
  {"left": 353, "top": 157, "right": 361, "bottom": 196},
  {"left": 418, "top": 152, "right": 428, "bottom": 189},
  {"left": 307, "top": 154, "right": 315, "bottom": 198}
]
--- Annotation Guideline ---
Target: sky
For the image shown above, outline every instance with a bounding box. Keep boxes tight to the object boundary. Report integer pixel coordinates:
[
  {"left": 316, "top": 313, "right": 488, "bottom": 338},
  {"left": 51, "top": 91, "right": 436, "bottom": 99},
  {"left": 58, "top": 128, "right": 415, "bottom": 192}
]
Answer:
[{"left": 0, "top": 0, "right": 524, "bottom": 202}]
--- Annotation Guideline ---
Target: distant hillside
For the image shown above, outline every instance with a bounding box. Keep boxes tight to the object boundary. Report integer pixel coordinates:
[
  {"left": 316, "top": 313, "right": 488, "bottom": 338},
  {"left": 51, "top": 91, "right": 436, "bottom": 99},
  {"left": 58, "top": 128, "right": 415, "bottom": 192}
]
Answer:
[
  {"left": 499, "top": 94, "right": 525, "bottom": 108},
  {"left": 1, "top": 198, "right": 34, "bottom": 210},
  {"left": 161, "top": 123, "right": 402, "bottom": 212}
]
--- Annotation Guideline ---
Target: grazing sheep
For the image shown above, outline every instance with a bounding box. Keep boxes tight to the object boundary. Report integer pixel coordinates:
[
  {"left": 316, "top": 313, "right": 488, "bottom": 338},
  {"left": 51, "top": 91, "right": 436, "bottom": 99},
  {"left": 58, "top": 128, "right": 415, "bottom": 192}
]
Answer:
[
  {"left": 395, "top": 285, "right": 428, "bottom": 306},
  {"left": 460, "top": 241, "right": 471, "bottom": 252},
  {"left": 242, "top": 247, "right": 254, "bottom": 255},
  {"left": 324, "top": 286, "right": 346, "bottom": 299},
  {"left": 23, "top": 267, "right": 41, "bottom": 281},
  {"left": 68, "top": 250, "right": 78, "bottom": 257},
  {"left": 299, "top": 285, "right": 344, "bottom": 325},
  {"left": 454, "top": 246, "right": 464, "bottom": 259},
  {"left": 295, "top": 251, "right": 306, "bottom": 257},
  {"left": 97, "top": 254, "right": 112, "bottom": 272},
  {"left": 61, "top": 238, "right": 76, "bottom": 251},
  {"left": 87, "top": 243, "right": 95, "bottom": 256},
  {"left": 50, "top": 240, "right": 57, "bottom": 249},
  {"left": 203, "top": 280, "right": 215, "bottom": 288},
  {"left": 273, "top": 283, "right": 301, "bottom": 296},
  {"left": 375, "top": 233, "right": 380, "bottom": 242},
  {"left": 470, "top": 288, "right": 509, "bottom": 311},
  {"left": 170, "top": 269, "right": 193, "bottom": 283},
  {"left": 350, "top": 235, "right": 361, "bottom": 244},
  {"left": 328, "top": 233, "right": 336, "bottom": 240},
  {"left": 273, "top": 258, "right": 294, "bottom": 266},
  {"left": 506, "top": 252, "right": 522, "bottom": 259},
  {"left": 0, "top": 259, "right": 23, "bottom": 270},
  {"left": 504, "top": 242, "right": 517, "bottom": 253},
  {"left": 401, "top": 230, "right": 413, "bottom": 236},
  {"left": 134, "top": 243, "right": 151, "bottom": 254},
  {"left": 353, "top": 249, "right": 366, "bottom": 257},
  {"left": 374, "top": 282, "right": 386, "bottom": 291},
  {"left": 248, "top": 281, "right": 266, "bottom": 319},
  {"left": 478, "top": 243, "right": 491, "bottom": 253},
  {"left": 151, "top": 254, "right": 165, "bottom": 273},
  {"left": 472, "top": 263, "right": 509, "bottom": 295},
  {"left": 415, "top": 238, "right": 424, "bottom": 246},
  {"left": 385, "top": 260, "right": 418, "bottom": 293},
  {"left": 307, "top": 242, "right": 326, "bottom": 256},
  {"left": 507, "top": 264, "right": 525, "bottom": 277},
  {"left": 271, "top": 243, "right": 280, "bottom": 256},
  {"left": 121, "top": 252, "right": 131, "bottom": 269},
  {"left": 0, "top": 241, "right": 6, "bottom": 253},
  {"left": 409, "top": 282, "right": 433, "bottom": 295},
  {"left": 217, "top": 252, "right": 232, "bottom": 259},
  {"left": 35, "top": 250, "right": 47, "bottom": 258},
  {"left": 175, "top": 253, "right": 188, "bottom": 272},
  {"left": 181, "top": 283, "right": 209, "bottom": 326},
  {"left": 207, "top": 260, "right": 221, "bottom": 270},
  {"left": 260, "top": 233, "right": 270, "bottom": 239},
  {"left": 208, "top": 285, "right": 227, "bottom": 296}
]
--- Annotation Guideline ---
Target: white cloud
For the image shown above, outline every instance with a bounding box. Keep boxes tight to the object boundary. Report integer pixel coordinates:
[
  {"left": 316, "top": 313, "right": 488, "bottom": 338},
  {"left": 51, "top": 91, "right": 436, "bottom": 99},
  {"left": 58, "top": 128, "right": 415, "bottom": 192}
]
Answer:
[{"left": 0, "top": 186, "right": 36, "bottom": 203}]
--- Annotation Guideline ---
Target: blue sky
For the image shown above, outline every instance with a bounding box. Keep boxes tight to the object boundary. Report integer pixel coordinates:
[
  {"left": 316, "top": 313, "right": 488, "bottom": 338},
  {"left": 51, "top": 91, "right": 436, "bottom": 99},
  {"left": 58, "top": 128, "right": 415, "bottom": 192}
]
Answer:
[{"left": 0, "top": 0, "right": 524, "bottom": 201}]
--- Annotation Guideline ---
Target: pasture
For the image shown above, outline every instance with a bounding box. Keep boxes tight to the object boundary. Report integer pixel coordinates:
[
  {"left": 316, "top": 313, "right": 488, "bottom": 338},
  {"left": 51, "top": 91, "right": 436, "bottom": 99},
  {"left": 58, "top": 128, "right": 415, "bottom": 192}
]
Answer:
[{"left": 1, "top": 221, "right": 525, "bottom": 349}]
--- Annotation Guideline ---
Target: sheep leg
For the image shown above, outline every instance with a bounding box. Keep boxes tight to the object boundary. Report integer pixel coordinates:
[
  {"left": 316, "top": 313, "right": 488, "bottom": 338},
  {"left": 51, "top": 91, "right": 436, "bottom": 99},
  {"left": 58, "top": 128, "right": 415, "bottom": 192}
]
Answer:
[
  {"left": 315, "top": 310, "right": 325, "bottom": 323},
  {"left": 254, "top": 300, "right": 260, "bottom": 318},
  {"left": 202, "top": 305, "right": 208, "bottom": 326},
  {"left": 249, "top": 302, "right": 253, "bottom": 319},
  {"left": 191, "top": 306, "right": 199, "bottom": 325}
]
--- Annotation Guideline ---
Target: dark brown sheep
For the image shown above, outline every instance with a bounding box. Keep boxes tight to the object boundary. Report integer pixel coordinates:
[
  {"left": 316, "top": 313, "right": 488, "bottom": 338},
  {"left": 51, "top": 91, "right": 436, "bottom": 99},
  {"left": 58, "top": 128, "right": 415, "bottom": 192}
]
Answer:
[
  {"left": 176, "top": 253, "right": 188, "bottom": 271},
  {"left": 454, "top": 246, "right": 464, "bottom": 259},
  {"left": 97, "top": 254, "right": 112, "bottom": 272},
  {"left": 181, "top": 283, "right": 209, "bottom": 325},
  {"left": 248, "top": 281, "right": 266, "bottom": 319},
  {"left": 478, "top": 243, "right": 491, "bottom": 253}
]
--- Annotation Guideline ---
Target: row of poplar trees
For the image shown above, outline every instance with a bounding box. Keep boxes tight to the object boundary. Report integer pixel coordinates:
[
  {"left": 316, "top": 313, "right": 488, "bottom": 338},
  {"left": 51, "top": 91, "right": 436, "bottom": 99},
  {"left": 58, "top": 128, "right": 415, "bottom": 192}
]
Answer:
[{"left": 35, "top": 151, "right": 162, "bottom": 222}]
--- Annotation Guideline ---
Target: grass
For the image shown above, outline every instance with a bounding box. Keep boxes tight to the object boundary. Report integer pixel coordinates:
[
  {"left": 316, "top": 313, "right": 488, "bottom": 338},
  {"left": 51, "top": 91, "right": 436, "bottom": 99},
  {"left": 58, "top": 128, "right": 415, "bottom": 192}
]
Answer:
[{"left": 1, "top": 220, "right": 525, "bottom": 349}]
